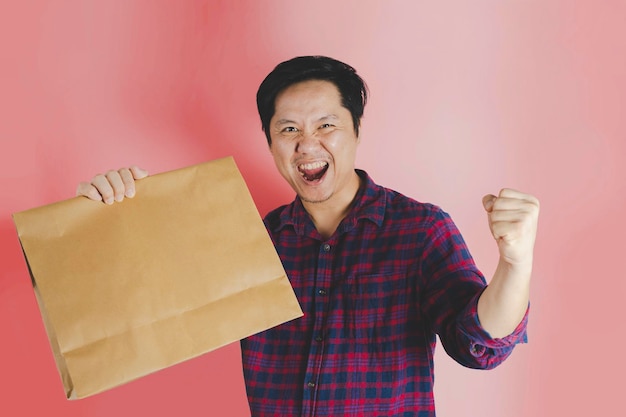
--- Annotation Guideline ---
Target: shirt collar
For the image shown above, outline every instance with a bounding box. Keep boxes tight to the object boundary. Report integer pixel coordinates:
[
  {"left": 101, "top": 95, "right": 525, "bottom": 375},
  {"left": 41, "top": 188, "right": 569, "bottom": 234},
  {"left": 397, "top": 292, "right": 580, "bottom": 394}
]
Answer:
[{"left": 273, "top": 169, "right": 386, "bottom": 237}]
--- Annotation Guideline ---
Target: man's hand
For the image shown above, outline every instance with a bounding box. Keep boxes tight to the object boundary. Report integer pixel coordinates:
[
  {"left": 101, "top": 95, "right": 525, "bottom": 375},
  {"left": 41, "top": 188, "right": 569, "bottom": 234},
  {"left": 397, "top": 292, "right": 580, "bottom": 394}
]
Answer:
[
  {"left": 482, "top": 189, "right": 540, "bottom": 268},
  {"left": 76, "top": 166, "right": 148, "bottom": 204},
  {"left": 477, "top": 188, "right": 539, "bottom": 338}
]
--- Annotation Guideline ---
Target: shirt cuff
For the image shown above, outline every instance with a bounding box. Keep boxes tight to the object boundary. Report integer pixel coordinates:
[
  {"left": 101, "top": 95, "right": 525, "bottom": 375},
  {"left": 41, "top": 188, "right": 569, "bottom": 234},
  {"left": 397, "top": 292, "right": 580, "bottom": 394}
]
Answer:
[{"left": 458, "top": 288, "right": 529, "bottom": 353}]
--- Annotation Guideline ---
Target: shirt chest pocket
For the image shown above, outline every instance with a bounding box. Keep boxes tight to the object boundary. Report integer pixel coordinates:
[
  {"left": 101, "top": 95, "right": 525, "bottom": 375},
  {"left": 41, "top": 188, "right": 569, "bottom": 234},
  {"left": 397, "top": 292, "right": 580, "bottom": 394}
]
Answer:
[{"left": 341, "top": 272, "right": 410, "bottom": 342}]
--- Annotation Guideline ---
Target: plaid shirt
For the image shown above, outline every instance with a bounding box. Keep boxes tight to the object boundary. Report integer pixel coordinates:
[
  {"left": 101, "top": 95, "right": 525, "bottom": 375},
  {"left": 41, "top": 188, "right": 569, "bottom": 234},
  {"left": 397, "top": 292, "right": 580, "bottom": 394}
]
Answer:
[{"left": 241, "top": 170, "right": 528, "bottom": 416}]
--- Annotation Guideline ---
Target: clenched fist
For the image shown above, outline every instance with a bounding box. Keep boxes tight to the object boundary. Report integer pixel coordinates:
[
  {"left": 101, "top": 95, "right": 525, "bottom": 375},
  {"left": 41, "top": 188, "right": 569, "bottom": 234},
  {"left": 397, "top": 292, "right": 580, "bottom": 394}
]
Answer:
[{"left": 482, "top": 189, "right": 540, "bottom": 268}]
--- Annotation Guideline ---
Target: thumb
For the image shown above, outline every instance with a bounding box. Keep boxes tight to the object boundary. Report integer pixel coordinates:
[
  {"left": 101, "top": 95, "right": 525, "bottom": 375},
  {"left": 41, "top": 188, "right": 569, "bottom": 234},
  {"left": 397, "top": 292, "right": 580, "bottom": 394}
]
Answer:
[{"left": 482, "top": 194, "right": 496, "bottom": 212}]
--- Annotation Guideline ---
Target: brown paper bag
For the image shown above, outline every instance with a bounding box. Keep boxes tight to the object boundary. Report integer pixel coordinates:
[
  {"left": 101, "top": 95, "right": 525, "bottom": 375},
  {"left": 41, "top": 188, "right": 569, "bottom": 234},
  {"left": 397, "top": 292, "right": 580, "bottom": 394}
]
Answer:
[{"left": 12, "top": 156, "right": 303, "bottom": 399}]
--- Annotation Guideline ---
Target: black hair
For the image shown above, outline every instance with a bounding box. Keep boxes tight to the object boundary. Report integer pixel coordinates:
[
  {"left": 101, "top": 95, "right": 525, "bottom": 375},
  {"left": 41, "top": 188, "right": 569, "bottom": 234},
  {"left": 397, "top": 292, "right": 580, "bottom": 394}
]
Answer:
[{"left": 256, "top": 56, "right": 368, "bottom": 145}]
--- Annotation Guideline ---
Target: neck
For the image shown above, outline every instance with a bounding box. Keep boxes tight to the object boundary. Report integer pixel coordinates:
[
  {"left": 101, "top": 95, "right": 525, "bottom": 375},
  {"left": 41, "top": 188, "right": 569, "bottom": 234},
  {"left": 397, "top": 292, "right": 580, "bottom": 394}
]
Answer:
[{"left": 302, "top": 171, "right": 362, "bottom": 240}]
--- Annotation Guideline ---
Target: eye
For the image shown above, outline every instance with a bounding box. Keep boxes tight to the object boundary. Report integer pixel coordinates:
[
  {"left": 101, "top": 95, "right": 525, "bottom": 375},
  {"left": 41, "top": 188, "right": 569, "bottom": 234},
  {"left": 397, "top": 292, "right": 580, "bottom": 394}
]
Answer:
[
  {"left": 281, "top": 126, "right": 299, "bottom": 133},
  {"left": 319, "top": 123, "right": 333, "bottom": 129}
]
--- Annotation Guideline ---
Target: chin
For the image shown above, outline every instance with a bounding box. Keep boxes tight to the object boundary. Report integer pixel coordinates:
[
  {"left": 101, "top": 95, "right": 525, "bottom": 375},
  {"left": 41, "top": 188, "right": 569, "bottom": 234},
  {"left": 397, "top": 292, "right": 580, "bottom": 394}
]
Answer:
[{"left": 297, "top": 190, "right": 333, "bottom": 204}]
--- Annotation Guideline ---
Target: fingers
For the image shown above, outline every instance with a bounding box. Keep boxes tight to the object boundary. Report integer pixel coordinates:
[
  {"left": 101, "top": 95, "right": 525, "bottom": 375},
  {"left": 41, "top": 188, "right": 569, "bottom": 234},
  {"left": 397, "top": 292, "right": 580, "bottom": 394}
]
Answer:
[
  {"left": 118, "top": 168, "right": 135, "bottom": 198},
  {"left": 489, "top": 219, "right": 532, "bottom": 241},
  {"left": 484, "top": 189, "right": 540, "bottom": 212},
  {"left": 76, "top": 181, "right": 104, "bottom": 202},
  {"left": 76, "top": 166, "right": 148, "bottom": 204},
  {"left": 129, "top": 165, "right": 149, "bottom": 180},
  {"left": 483, "top": 188, "right": 540, "bottom": 242},
  {"left": 105, "top": 170, "right": 126, "bottom": 203},
  {"left": 119, "top": 166, "right": 149, "bottom": 198},
  {"left": 482, "top": 194, "right": 497, "bottom": 212},
  {"left": 497, "top": 188, "right": 540, "bottom": 207}
]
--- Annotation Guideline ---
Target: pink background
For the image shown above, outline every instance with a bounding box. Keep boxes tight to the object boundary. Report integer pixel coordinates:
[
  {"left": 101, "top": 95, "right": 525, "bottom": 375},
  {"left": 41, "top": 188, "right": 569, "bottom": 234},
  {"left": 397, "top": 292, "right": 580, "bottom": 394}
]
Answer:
[{"left": 1, "top": 1, "right": 624, "bottom": 416}]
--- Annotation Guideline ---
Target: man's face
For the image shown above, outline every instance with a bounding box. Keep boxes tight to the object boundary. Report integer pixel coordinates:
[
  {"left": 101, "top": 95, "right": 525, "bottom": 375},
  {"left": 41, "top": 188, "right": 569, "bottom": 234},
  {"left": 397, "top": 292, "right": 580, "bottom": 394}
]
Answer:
[{"left": 269, "top": 80, "right": 360, "bottom": 205}]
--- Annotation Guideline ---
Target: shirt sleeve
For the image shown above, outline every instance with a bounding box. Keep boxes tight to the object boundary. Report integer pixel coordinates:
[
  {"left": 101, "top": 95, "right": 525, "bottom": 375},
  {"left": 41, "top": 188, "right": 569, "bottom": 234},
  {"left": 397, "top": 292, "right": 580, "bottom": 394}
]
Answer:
[
  {"left": 454, "top": 289, "right": 529, "bottom": 369},
  {"left": 418, "top": 206, "right": 529, "bottom": 370}
]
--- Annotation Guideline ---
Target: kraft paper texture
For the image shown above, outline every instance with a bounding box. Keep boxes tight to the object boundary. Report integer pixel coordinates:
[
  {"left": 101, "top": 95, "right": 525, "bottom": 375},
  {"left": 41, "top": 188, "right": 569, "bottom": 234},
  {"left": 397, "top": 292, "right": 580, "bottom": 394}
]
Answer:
[{"left": 13, "top": 156, "right": 303, "bottom": 399}]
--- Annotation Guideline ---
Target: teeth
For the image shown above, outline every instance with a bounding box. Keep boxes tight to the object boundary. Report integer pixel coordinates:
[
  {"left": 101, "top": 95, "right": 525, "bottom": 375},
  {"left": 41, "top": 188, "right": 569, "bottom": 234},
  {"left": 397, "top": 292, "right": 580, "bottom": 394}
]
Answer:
[{"left": 298, "top": 161, "right": 328, "bottom": 170}]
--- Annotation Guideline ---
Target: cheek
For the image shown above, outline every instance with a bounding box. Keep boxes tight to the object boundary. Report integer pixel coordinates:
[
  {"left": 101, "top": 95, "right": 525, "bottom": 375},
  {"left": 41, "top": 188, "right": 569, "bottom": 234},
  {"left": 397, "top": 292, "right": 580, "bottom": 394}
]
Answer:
[
  {"left": 326, "top": 137, "right": 358, "bottom": 162},
  {"left": 320, "top": 135, "right": 343, "bottom": 155},
  {"left": 270, "top": 145, "right": 293, "bottom": 171}
]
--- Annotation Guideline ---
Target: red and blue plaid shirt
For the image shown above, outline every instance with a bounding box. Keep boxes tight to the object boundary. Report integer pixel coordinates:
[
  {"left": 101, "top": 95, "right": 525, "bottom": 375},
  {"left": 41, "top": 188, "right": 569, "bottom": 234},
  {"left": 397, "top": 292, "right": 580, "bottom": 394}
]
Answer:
[{"left": 241, "top": 170, "right": 528, "bottom": 416}]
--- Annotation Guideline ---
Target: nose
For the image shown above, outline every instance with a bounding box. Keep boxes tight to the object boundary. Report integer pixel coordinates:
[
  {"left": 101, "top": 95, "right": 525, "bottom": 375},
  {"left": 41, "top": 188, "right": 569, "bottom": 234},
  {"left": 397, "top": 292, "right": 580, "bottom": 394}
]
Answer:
[{"left": 295, "top": 129, "right": 319, "bottom": 154}]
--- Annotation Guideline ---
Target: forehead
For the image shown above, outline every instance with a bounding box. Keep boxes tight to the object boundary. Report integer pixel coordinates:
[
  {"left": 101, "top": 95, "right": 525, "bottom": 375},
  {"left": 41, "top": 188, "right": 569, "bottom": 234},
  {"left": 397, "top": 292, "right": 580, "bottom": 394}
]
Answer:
[{"left": 273, "top": 80, "right": 344, "bottom": 116}]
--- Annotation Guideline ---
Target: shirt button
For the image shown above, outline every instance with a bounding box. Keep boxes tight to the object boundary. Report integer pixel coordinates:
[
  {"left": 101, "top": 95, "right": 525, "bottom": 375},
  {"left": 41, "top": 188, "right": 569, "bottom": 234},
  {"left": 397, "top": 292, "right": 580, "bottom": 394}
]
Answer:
[
  {"left": 322, "top": 243, "right": 331, "bottom": 252},
  {"left": 318, "top": 289, "right": 327, "bottom": 295},
  {"left": 315, "top": 335, "right": 323, "bottom": 342},
  {"left": 307, "top": 382, "right": 316, "bottom": 388},
  {"left": 470, "top": 344, "right": 486, "bottom": 357}
]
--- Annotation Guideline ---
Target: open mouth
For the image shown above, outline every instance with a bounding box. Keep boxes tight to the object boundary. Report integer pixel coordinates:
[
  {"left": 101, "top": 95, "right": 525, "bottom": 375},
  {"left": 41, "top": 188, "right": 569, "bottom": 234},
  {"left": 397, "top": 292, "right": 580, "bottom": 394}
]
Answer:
[{"left": 297, "top": 161, "right": 329, "bottom": 182}]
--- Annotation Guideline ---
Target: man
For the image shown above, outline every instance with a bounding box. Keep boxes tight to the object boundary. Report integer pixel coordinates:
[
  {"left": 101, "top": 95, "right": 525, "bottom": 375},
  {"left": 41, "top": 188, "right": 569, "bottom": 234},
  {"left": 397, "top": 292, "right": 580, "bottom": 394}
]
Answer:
[{"left": 78, "top": 56, "right": 539, "bottom": 416}]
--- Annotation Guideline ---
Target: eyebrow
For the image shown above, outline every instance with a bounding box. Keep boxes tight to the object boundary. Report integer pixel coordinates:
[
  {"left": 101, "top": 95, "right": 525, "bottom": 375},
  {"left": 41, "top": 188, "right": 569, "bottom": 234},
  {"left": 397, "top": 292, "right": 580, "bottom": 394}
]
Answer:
[
  {"left": 274, "top": 119, "right": 296, "bottom": 126},
  {"left": 274, "top": 114, "right": 339, "bottom": 126},
  {"left": 318, "top": 114, "right": 339, "bottom": 122}
]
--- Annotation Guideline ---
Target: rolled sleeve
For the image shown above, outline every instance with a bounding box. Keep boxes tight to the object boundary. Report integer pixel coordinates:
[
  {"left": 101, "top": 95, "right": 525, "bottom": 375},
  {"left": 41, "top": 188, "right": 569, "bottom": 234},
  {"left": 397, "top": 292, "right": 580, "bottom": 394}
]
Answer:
[{"left": 456, "top": 289, "right": 529, "bottom": 368}]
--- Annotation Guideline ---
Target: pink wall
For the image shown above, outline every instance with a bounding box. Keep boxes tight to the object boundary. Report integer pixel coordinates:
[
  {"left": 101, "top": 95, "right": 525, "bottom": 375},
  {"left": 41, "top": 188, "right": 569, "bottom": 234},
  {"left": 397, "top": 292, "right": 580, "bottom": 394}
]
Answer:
[{"left": 1, "top": 1, "right": 624, "bottom": 416}]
